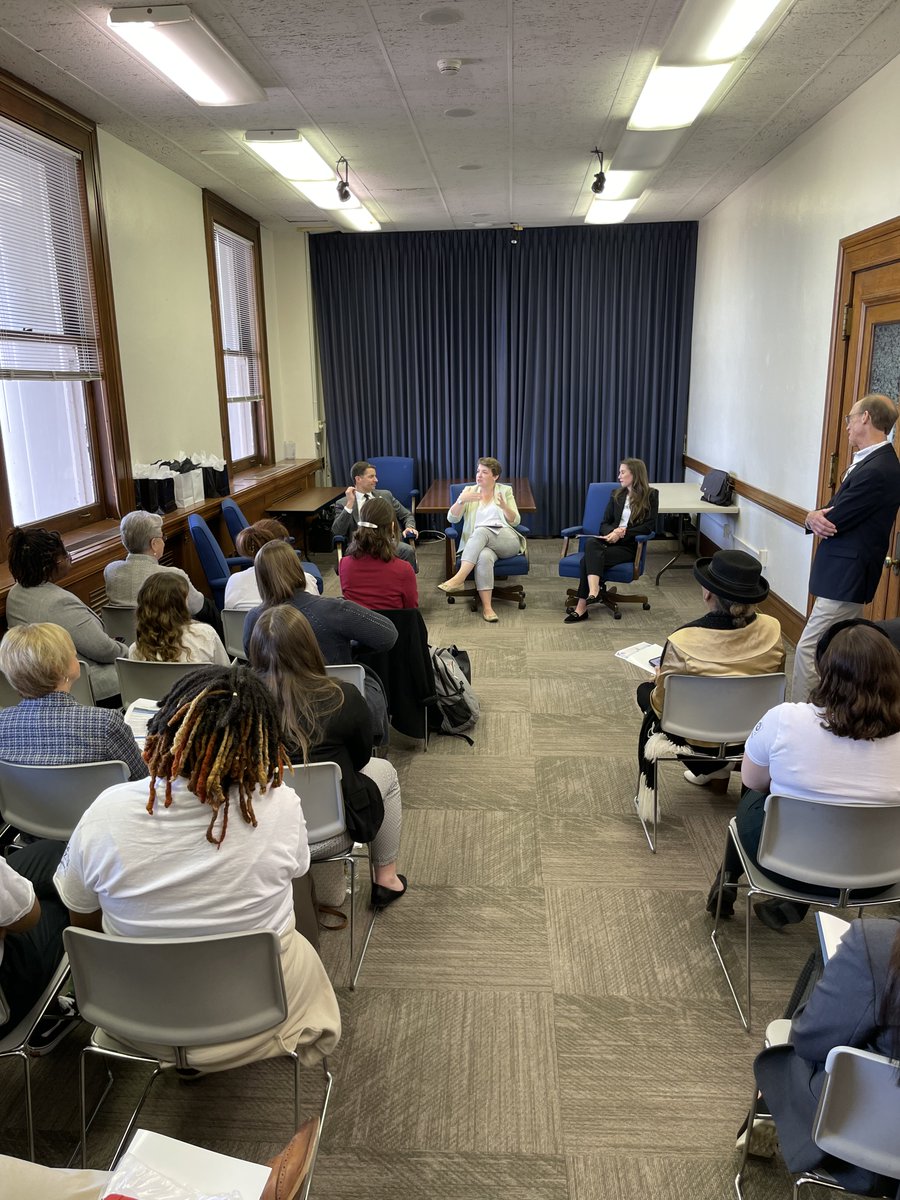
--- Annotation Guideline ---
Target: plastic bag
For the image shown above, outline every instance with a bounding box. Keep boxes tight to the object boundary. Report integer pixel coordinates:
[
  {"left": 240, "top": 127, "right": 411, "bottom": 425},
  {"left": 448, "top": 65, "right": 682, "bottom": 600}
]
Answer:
[{"left": 101, "top": 1149, "right": 242, "bottom": 1200}]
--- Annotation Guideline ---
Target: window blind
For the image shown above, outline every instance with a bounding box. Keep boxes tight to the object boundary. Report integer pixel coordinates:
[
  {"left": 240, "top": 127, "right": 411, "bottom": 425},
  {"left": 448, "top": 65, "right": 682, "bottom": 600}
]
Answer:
[
  {"left": 213, "top": 222, "right": 263, "bottom": 403},
  {"left": 0, "top": 115, "right": 102, "bottom": 381}
]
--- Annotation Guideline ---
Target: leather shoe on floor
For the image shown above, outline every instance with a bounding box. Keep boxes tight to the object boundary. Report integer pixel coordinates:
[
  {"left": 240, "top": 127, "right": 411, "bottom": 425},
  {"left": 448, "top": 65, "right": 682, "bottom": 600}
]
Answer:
[
  {"left": 754, "top": 898, "right": 808, "bottom": 930},
  {"left": 585, "top": 593, "right": 602, "bottom": 605},
  {"left": 262, "top": 1116, "right": 319, "bottom": 1200},
  {"left": 371, "top": 873, "right": 408, "bottom": 908},
  {"left": 438, "top": 580, "right": 465, "bottom": 594},
  {"left": 482, "top": 611, "right": 499, "bottom": 623},
  {"left": 564, "top": 611, "right": 589, "bottom": 624},
  {"left": 705, "top": 869, "right": 738, "bottom": 918}
]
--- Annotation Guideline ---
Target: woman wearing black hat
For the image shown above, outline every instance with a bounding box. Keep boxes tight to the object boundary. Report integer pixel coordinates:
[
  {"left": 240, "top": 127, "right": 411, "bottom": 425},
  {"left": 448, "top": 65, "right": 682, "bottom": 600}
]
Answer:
[{"left": 635, "top": 550, "right": 784, "bottom": 817}]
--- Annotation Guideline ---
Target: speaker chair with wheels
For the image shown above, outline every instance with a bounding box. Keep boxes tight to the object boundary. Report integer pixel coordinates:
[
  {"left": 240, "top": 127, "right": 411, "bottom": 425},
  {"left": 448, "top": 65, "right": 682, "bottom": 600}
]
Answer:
[
  {"left": 559, "top": 482, "right": 655, "bottom": 619},
  {"left": 443, "top": 483, "right": 529, "bottom": 613},
  {"left": 367, "top": 456, "right": 419, "bottom": 515}
]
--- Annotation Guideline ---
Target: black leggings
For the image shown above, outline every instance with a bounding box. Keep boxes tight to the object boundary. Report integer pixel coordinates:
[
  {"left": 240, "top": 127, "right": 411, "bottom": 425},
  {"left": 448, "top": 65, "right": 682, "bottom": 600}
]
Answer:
[{"left": 577, "top": 539, "right": 635, "bottom": 599}]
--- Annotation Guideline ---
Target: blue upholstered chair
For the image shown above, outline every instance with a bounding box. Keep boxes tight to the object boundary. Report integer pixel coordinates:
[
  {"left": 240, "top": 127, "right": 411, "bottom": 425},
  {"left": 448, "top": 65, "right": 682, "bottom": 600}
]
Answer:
[
  {"left": 187, "top": 513, "right": 244, "bottom": 609},
  {"left": 221, "top": 497, "right": 324, "bottom": 593},
  {"left": 559, "top": 482, "right": 654, "bottom": 619},
  {"left": 369, "top": 456, "right": 419, "bottom": 515},
  {"left": 443, "top": 483, "right": 529, "bottom": 612}
]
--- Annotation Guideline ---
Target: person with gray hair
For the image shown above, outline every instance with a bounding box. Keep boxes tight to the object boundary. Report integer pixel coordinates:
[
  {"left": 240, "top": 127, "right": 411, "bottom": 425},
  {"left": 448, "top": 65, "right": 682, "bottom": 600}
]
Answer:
[{"left": 104, "top": 511, "right": 223, "bottom": 636}]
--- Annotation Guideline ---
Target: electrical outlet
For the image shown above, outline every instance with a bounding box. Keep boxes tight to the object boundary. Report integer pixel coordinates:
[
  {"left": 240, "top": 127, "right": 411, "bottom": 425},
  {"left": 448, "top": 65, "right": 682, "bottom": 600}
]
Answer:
[{"left": 758, "top": 549, "right": 768, "bottom": 567}]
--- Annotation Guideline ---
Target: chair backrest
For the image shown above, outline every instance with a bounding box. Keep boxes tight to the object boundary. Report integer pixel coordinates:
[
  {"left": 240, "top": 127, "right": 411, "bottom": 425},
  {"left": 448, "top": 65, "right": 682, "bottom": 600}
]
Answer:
[
  {"left": 221, "top": 498, "right": 249, "bottom": 554},
  {"left": 811, "top": 1047, "right": 900, "bottom": 1179},
  {"left": 71, "top": 661, "right": 96, "bottom": 707},
  {"left": 63, "top": 927, "right": 287, "bottom": 1051},
  {"left": 116, "top": 658, "right": 202, "bottom": 707},
  {"left": 187, "top": 514, "right": 230, "bottom": 606},
  {"left": 660, "top": 672, "right": 786, "bottom": 744},
  {"left": 757, "top": 796, "right": 900, "bottom": 890},
  {"left": 0, "top": 671, "right": 20, "bottom": 710},
  {"left": 580, "top": 482, "right": 617, "bottom": 534},
  {"left": 369, "top": 457, "right": 415, "bottom": 511},
  {"left": 101, "top": 605, "right": 138, "bottom": 644},
  {"left": 0, "top": 759, "right": 129, "bottom": 839},
  {"left": 324, "top": 663, "right": 366, "bottom": 696},
  {"left": 447, "top": 482, "right": 467, "bottom": 533},
  {"left": 222, "top": 609, "right": 248, "bottom": 660},
  {"left": 282, "top": 761, "right": 346, "bottom": 844}
]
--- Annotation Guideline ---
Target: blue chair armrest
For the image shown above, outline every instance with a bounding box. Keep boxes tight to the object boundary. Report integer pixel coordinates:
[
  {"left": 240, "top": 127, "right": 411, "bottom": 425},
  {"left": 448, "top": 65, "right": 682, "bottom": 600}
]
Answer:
[
  {"left": 332, "top": 534, "right": 347, "bottom": 548},
  {"left": 410, "top": 489, "right": 420, "bottom": 500},
  {"left": 225, "top": 555, "right": 252, "bottom": 569},
  {"left": 445, "top": 526, "right": 460, "bottom": 542},
  {"left": 560, "top": 524, "right": 585, "bottom": 538},
  {"left": 515, "top": 525, "right": 530, "bottom": 537},
  {"left": 635, "top": 532, "right": 655, "bottom": 543},
  {"left": 401, "top": 529, "right": 417, "bottom": 542}
]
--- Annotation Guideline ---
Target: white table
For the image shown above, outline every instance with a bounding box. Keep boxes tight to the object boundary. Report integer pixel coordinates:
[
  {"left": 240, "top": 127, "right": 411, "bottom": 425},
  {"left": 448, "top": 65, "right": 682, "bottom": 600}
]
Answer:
[{"left": 651, "top": 482, "right": 740, "bottom": 585}]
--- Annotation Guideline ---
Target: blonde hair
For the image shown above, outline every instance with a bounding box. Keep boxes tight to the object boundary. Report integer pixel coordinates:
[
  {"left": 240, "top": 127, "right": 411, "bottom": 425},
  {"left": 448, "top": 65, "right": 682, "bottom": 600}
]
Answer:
[{"left": 0, "top": 622, "right": 77, "bottom": 698}]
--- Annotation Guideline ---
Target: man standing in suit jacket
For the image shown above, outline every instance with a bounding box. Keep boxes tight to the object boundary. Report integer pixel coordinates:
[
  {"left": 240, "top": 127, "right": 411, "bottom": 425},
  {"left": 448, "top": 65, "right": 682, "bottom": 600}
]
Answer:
[
  {"left": 792, "top": 393, "right": 900, "bottom": 700},
  {"left": 331, "top": 460, "right": 418, "bottom": 566}
]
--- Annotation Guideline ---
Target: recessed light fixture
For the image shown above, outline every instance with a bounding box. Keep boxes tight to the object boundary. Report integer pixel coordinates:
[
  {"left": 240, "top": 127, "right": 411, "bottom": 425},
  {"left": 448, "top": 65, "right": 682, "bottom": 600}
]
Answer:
[
  {"left": 628, "top": 63, "right": 731, "bottom": 130},
  {"left": 584, "top": 198, "right": 638, "bottom": 225},
  {"left": 338, "top": 208, "right": 382, "bottom": 232},
  {"left": 294, "top": 180, "right": 361, "bottom": 210},
  {"left": 243, "top": 130, "right": 336, "bottom": 180},
  {"left": 107, "top": 5, "right": 265, "bottom": 105},
  {"left": 597, "top": 171, "right": 645, "bottom": 201},
  {"left": 665, "top": 0, "right": 786, "bottom": 63},
  {"left": 419, "top": 7, "right": 464, "bottom": 25},
  {"left": 444, "top": 107, "right": 475, "bottom": 118}
]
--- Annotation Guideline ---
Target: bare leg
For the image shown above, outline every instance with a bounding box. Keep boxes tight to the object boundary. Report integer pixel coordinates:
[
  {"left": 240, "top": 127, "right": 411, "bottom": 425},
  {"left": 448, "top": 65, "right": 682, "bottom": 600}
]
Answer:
[
  {"left": 440, "top": 559, "right": 476, "bottom": 590},
  {"left": 478, "top": 588, "right": 497, "bottom": 621}
]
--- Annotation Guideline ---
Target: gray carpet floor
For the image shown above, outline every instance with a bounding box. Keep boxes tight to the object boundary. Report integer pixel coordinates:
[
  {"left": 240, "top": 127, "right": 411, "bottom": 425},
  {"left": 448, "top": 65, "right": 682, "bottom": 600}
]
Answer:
[{"left": 1, "top": 539, "right": 833, "bottom": 1197}]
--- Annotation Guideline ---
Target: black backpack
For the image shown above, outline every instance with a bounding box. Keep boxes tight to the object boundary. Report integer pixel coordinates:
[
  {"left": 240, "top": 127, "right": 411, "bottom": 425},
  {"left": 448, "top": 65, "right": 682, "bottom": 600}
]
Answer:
[{"left": 428, "top": 645, "right": 479, "bottom": 743}]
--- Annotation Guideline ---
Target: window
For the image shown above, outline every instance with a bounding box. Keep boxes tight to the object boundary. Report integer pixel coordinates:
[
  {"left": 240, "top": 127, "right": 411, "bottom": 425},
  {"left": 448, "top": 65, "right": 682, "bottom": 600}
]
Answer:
[
  {"left": 203, "top": 192, "right": 273, "bottom": 469},
  {"left": 0, "top": 73, "right": 129, "bottom": 539}
]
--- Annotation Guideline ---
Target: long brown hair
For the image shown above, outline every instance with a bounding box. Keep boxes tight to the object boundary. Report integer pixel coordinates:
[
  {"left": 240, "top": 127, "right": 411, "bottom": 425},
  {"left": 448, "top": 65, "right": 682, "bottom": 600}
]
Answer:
[
  {"left": 810, "top": 625, "right": 900, "bottom": 740},
  {"left": 235, "top": 518, "right": 290, "bottom": 558},
  {"left": 616, "top": 458, "right": 652, "bottom": 523},
  {"left": 248, "top": 605, "right": 344, "bottom": 763},
  {"left": 255, "top": 540, "right": 308, "bottom": 607},
  {"left": 134, "top": 573, "right": 191, "bottom": 662},
  {"left": 347, "top": 495, "right": 397, "bottom": 562}
]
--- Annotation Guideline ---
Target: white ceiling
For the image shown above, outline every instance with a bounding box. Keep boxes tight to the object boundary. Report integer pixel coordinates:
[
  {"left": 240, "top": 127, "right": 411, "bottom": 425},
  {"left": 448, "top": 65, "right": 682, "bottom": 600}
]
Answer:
[{"left": 1, "top": 0, "right": 899, "bottom": 233}]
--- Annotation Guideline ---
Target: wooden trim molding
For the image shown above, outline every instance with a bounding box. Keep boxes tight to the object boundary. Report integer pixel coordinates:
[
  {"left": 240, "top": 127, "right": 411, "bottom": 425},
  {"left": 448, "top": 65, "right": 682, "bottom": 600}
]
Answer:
[
  {"left": 696, "top": 530, "right": 804, "bottom": 644},
  {"left": 683, "top": 455, "right": 806, "bottom": 527}
]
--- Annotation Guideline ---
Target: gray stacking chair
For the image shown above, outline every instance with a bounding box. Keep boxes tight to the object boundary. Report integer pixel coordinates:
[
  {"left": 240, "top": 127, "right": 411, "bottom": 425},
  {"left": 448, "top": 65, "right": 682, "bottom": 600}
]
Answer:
[
  {"left": 100, "top": 605, "right": 138, "bottom": 644},
  {"left": 284, "top": 762, "right": 376, "bottom": 990},
  {"left": 64, "top": 926, "right": 332, "bottom": 1189},
  {"left": 222, "top": 608, "right": 249, "bottom": 660},
  {"left": 115, "top": 658, "right": 201, "bottom": 706},
  {"left": 1, "top": 663, "right": 94, "bottom": 708},
  {"left": 710, "top": 796, "right": 900, "bottom": 1032},
  {"left": 635, "top": 671, "right": 786, "bottom": 852},
  {"left": 0, "top": 759, "right": 129, "bottom": 840},
  {"left": 324, "top": 663, "right": 366, "bottom": 696}
]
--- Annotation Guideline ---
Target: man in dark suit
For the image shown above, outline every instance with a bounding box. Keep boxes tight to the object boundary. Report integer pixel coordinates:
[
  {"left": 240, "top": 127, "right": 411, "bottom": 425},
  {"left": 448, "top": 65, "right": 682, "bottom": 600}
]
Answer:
[
  {"left": 331, "top": 460, "right": 418, "bottom": 566},
  {"left": 792, "top": 393, "right": 900, "bottom": 699}
]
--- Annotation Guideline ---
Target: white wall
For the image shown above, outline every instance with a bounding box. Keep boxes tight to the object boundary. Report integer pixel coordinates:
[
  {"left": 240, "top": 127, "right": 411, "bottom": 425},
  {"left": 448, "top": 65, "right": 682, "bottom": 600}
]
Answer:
[
  {"left": 688, "top": 51, "right": 900, "bottom": 614},
  {"left": 97, "top": 129, "right": 319, "bottom": 468}
]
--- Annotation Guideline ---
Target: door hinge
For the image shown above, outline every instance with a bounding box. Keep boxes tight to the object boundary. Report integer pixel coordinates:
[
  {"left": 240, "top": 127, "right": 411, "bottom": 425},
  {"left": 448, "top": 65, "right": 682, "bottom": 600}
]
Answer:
[
  {"left": 828, "top": 452, "right": 839, "bottom": 490},
  {"left": 841, "top": 303, "right": 852, "bottom": 339}
]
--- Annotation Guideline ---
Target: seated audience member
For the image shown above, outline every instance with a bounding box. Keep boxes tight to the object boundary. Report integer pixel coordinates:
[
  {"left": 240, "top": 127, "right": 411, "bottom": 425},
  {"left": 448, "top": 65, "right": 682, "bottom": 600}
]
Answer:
[
  {"left": 707, "top": 620, "right": 900, "bottom": 928},
  {"left": 105, "top": 510, "right": 222, "bottom": 636},
  {"left": 332, "top": 460, "right": 417, "bottom": 567},
  {"left": 635, "top": 550, "right": 784, "bottom": 813},
  {"left": 129, "top": 574, "right": 229, "bottom": 666},
  {"left": 564, "top": 458, "right": 659, "bottom": 623},
  {"left": 54, "top": 665, "right": 341, "bottom": 1072},
  {"left": 339, "top": 497, "right": 418, "bottom": 610},
  {"left": 251, "top": 606, "right": 406, "bottom": 907},
  {"left": 0, "top": 845, "right": 69, "bottom": 1035},
  {"left": 0, "top": 624, "right": 146, "bottom": 780},
  {"left": 6, "top": 528, "right": 126, "bottom": 704},
  {"left": 224, "top": 518, "right": 319, "bottom": 610},
  {"left": 0, "top": 1117, "right": 320, "bottom": 1199},
  {"left": 438, "top": 456, "right": 525, "bottom": 623},
  {"left": 748, "top": 917, "right": 900, "bottom": 1197}
]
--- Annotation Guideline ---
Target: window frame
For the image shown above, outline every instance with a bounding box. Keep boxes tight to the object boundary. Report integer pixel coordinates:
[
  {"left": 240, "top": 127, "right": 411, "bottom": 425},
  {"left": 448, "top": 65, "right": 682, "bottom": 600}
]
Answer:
[
  {"left": 0, "top": 70, "right": 131, "bottom": 548},
  {"left": 202, "top": 191, "right": 274, "bottom": 472}
]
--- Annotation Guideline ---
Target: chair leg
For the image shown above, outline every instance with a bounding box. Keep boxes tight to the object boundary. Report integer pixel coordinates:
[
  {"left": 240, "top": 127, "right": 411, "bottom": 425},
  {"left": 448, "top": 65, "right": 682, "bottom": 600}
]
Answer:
[
  {"left": 19, "top": 1050, "right": 35, "bottom": 1162},
  {"left": 300, "top": 1061, "right": 334, "bottom": 1200},
  {"left": 710, "top": 831, "right": 752, "bottom": 1032},
  {"left": 349, "top": 847, "right": 378, "bottom": 991},
  {"left": 634, "top": 761, "right": 660, "bottom": 853},
  {"left": 733, "top": 1083, "right": 761, "bottom": 1200}
]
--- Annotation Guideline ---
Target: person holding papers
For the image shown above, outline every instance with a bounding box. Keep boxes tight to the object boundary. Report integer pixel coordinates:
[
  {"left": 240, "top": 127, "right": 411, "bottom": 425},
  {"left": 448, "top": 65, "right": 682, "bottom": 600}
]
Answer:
[
  {"left": 707, "top": 620, "right": 900, "bottom": 928},
  {"left": 749, "top": 917, "right": 900, "bottom": 1196}
]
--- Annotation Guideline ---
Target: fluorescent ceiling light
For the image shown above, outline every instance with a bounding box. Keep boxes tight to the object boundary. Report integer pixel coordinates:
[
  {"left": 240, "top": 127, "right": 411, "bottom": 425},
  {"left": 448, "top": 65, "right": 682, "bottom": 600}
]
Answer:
[
  {"left": 613, "top": 129, "right": 687, "bottom": 170},
  {"left": 337, "top": 207, "right": 381, "bottom": 232},
  {"left": 628, "top": 63, "right": 731, "bottom": 130},
  {"left": 293, "top": 180, "right": 361, "bottom": 210},
  {"left": 243, "top": 131, "right": 336, "bottom": 182},
  {"left": 584, "top": 198, "right": 638, "bottom": 225},
  {"left": 108, "top": 5, "right": 264, "bottom": 105},
  {"left": 596, "top": 171, "right": 646, "bottom": 201},
  {"left": 707, "top": 0, "right": 783, "bottom": 60}
]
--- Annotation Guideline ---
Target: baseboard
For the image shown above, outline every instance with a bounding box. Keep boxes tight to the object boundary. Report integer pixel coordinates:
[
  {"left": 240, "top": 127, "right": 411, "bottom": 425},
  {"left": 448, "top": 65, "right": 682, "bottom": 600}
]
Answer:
[{"left": 697, "top": 531, "right": 804, "bottom": 644}]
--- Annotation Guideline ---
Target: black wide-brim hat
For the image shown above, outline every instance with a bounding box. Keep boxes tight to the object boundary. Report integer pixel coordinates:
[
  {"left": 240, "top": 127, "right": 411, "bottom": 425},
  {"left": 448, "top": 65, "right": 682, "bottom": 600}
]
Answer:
[{"left": 693, "top": 550, "right": 769, "bottom": 604}]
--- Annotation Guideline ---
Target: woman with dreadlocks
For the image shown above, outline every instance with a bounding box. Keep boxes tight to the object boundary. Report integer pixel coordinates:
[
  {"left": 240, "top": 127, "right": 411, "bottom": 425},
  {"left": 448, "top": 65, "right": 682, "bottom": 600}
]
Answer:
[{"left": 53, "top": 664, "right": 340, "bottom": 1071}]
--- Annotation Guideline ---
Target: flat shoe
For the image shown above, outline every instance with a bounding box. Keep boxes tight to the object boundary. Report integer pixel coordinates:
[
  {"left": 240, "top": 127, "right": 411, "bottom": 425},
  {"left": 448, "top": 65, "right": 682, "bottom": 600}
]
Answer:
[
  {"left": 263, "top": 1117, "right": 320, "bottom": 1200},
  {"left": 754, "top": 899, "right": 808, "bottom": 930},
  {"left": 705, "top": 868, "right": 738, "bottom": 918},
  {"left": 438, "top": 580, "right": 465, "bottom": 594},
  {"left": 483, "top": 612, "right": 499, "bottom": 623},
  {"left": 585, "top": 594, "right": 602, "bottom": 605},
  {"left": 683, "top": 766, "right": 732, "bottom": 786},
  {"left": 371, "top": 873, "right": 407, "bottom": 908},
  {"left": 564, "top": 611, "right": 589, "bottom": 624}
]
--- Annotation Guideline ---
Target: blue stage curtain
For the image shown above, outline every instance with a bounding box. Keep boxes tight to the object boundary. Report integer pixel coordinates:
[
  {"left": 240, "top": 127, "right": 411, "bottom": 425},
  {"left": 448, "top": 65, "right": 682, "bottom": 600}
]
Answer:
[{"left": 309, "top": 223, "right": 696, "bottom": 533}]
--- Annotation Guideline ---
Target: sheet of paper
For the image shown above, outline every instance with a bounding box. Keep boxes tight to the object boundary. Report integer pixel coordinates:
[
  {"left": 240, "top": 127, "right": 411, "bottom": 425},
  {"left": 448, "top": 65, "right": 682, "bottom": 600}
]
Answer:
[
  {"left": 615, "top": 641, "right": 664, "bottom": 674},
  {"left": 101, "top": 1129, "right": 270, "bottom": 1199},
  {"left": 816, "top": 911, "right": 850, "bottom": 962},
  {"left": 124, "top": 697, "right": 159, "bottom": 743}
]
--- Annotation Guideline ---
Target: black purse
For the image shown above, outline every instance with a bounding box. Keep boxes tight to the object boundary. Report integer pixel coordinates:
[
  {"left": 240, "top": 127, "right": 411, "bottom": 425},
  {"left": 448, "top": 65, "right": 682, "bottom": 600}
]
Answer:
[{"left": 700, "top": 468, "right": 735, "bottom": 506}]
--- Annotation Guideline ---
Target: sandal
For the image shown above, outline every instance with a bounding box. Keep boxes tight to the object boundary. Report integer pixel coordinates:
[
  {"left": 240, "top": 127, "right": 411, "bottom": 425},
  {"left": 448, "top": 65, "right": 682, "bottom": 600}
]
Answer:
[{"left": 316, "top": 904, "right": 348, "bottom": 931}]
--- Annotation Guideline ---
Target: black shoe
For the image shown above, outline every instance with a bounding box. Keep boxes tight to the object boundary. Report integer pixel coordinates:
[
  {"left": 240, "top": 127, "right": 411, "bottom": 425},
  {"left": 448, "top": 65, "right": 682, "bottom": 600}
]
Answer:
[
  {"left": 564, "top": 611, "right": 590, "bottom": 624},
  {"left": 371, "top": 874, "right": 407, "bottom": 909},
  {"left": 754, "top": 899, "right": 808, "bottom": 930},
  {"left": 706, "top": 869, "right": 738, "bottom": 918},
  {"left": 585, "top": 593, "right": 602, "bottom": 606}
]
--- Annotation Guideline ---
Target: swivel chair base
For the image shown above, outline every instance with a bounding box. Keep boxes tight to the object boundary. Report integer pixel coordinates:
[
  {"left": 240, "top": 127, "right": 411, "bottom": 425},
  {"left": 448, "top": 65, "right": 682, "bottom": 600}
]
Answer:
[{"left": 564, "top": 584, "right": 651, "bottom": 620}]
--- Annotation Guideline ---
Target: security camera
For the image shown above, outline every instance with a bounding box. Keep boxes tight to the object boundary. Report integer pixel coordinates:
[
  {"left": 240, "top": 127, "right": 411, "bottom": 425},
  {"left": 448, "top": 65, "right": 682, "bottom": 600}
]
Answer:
[
  {"left": 591, "top": 170, "right": 606, "bottom": 195},
  {"left": 337, "top": 179, "right": 352, "bottom": 202}
]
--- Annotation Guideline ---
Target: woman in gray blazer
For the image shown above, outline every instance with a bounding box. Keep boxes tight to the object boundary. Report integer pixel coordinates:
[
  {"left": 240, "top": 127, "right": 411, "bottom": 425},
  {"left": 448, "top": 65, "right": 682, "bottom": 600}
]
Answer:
[{"left": 6, "top": 528, "right": 126, "bottom": 702}]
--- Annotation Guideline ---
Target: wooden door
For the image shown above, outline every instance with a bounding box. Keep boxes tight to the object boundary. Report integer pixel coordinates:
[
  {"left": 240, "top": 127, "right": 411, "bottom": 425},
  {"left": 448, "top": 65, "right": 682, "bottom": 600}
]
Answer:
[{"left": 820, "top": 220, "right": 900, "bottom": 621}]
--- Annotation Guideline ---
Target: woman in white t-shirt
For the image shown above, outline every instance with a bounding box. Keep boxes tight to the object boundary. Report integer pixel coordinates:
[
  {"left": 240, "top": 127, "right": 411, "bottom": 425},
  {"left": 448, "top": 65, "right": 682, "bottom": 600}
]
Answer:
[
  {"left": 129, "top": 573, "right": 229, "bottom": 666},
  {"left": 54, "top": 664, "right": 340, "bottom": 1072},
  {"left": 224, "top": 518, "right": 319, "bottom": 610},
  {"left": 707, "top": 621, "right": 900, "bottom": 928}
]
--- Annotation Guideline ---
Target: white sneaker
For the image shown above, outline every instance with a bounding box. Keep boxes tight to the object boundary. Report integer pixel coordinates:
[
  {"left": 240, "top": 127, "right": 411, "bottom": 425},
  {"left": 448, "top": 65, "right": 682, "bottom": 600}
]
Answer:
[
  {"left": 683, "top": 766, "right": 732, "bottom": 786},
  {"left": 735, "top": 1116, "right": 778, "bottom": 1158}
]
